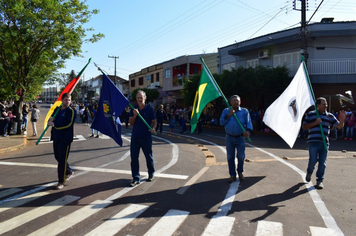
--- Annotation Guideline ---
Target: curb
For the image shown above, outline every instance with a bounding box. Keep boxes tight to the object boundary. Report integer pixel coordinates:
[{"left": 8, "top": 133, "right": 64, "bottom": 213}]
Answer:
[{"left": 0, "top": 135, "right": 27, "bottom": 154}]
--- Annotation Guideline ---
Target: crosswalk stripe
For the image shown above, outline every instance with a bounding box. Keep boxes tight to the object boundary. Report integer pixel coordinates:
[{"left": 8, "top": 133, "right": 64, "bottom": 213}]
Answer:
[
  {"left": 0, "top": 191, "right": 49, "bottom": 213},
  {"left": 202, "top": 216, "right": 235, "bottom": 236},
  {"left": 85, "top": 204, "right": 149, "bottom": 236},
  {"left": 143, "top": 209, "right": 189, "bottom": 236},
  {"left": 255, "top": 220, "right": 283, "bottom": 236},
  {"left": 28, "top": 200, "right": 113, "bottom": 236},
  {"left": 309, "top": 226, "right": 342, "bottom": 236},
  {"left": 0, "top": 195, "right": 80, "bottom": 234},
  {"left": 0, "top": 188, "right": 22, "bottom": 199}
]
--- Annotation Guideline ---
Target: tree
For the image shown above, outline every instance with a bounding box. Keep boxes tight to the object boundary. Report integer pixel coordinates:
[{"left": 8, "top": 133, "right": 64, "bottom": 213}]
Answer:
[
  {"left": 0, "top": 0, "right": 104, "bottom": 133},
  {"left": 131, "top": 88, "right": 159, "bottom": 104}
]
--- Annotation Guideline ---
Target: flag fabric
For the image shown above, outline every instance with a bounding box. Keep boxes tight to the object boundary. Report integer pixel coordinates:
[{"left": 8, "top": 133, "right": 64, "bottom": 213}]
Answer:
[
  {"left": 263, "top": 62, "right": 315, "bottom": 148},
  {"left": 44, "top": 59, "right": 91, "bottom": 128},
  {"left": 190, "top": 63, "right": 221, "bottom": 133},
  {"left": 91, "top": 73, "right": 129, "bottom": 146}
]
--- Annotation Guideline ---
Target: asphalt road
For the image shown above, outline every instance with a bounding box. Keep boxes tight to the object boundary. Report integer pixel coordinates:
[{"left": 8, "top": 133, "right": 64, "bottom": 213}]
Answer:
[{"left": 0, "top": 119, "right": 355, "bottom": 236}]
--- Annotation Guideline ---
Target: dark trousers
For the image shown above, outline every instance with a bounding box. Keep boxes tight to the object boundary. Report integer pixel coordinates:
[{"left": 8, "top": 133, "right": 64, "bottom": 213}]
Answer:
[
  {"left": 157, "top": 119, "right": 163, "bottom": 133},
  {"left": 53, "top": 139, "right": 73, "bottom": 184}
]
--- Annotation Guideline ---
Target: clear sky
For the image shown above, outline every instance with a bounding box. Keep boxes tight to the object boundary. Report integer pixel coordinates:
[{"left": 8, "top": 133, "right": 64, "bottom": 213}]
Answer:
[{"left": 59, "top": 0, "right": 356, "bottom": 81}]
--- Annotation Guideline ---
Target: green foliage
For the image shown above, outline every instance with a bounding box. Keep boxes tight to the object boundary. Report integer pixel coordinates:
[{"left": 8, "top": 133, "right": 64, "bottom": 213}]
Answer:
[
  {"left": 131, "top": 88, "right": 160, "bottom": 104},
  {"left": 182, "top": 65, "right": 292, "bottom": 110},
  {"left": 0, "top": 0, "right": 104, "bottom": 101}
]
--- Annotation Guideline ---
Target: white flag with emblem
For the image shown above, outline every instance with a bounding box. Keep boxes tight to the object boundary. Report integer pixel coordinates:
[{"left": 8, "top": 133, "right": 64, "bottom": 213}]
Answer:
[{"left": 263, "top": 62, "right": 315, "bottom": 148}]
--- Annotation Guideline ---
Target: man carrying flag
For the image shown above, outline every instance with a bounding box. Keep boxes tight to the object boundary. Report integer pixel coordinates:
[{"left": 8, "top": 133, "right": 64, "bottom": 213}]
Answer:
[
  {"left": 129, "top": 90, "right": 157, "bottom": 187},
  {"left": 48, "top": 93, "right": 76, "bottom": 190},
  {"left": 220, "top": 95, "right": 253, "bottom": 183},
  {"left": 302, "top": 97, "right": 346, "bottom": 189}
]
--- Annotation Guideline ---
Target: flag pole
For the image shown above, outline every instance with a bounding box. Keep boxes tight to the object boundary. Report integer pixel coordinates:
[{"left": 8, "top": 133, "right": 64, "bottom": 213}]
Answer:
[
  {"left": 94, "top": 63, "right": 155, "bottom": 134},
  {"left": 200, "top": 57, "right": 251, "bottom": 142},
  {"left": 301, "top": 56, "right": 328, "bottom": 151}
]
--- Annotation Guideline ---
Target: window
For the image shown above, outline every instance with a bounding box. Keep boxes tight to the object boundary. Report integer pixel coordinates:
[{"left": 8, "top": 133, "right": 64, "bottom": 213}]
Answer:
[
  {"left": 165, "top": 69, "right": 171, "bottom": 78},
  {"left": 146, "top": 75, "right": 150, "bottom": 88},
  {"left": 273, "top": 51, "right": 300, "bottom": 75},
  {"left": 151, "top": 74, "right": 154, "bottom": 83},
  {"left": 139, "top": 77, "right": 143, "bottom": 85},
  {"left": 192, "top": 66, "right": 199, "bottom": 74},
  {"left": 222, "top": 62, "right": 235, "bottom": 71},
  {"left": 156, "top": 72, "right": 160, "bottom": 81},
  {"left": 130, "top": 79, "right": 135, "bottom": 87},
  {"left": 247, "top": 59, "right": 259, "bottom": 68}
]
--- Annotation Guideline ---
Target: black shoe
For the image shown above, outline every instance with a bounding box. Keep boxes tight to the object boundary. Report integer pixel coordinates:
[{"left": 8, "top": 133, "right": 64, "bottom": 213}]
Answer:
[
  {"left": 238, "top": 172, "right": 244, "bottom": 181},
  {"left": 306, "top": 173, "right": 311, "bottom": 182},
  {"left": 147, "top": 175, "right": 154, "bottom": 182},
  {"left": 95, "top": 135, "right": 99, "bottom": 138},
  {"left": 90, "top": 134, "right": 94, "bottom": 137},
  {"left": 315, "top": 181, "right": 324, "bottom": 189},
  {"left": 130, "top": 180, "right": 140, "bottom": 187},
  {"left": 228, "top": 176, "right": 237, "bottom": 183}
]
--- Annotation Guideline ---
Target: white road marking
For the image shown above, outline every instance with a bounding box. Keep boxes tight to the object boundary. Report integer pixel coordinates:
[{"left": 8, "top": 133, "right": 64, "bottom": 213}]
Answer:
[
  {"left": 247, "top": 143, "right": 344, "bottom": 236},
  {"left": 143, "top": 209, "right": 190, "bottom": 236},
  {"left": 0, "top": 188, "right": 22, "bottom": 199},
  {"left": 202, "top": 180, "right": 239, "bottom": 236},
  {"left": 38, "top": 135, "right": 86, "bottom": 144},
  {"left": 177, "top": 166, "right": 209, "bottom": 195},
  {"left": 310, "top": 226, "right": 342, "bottom": 236},
  {"left": 0, "top": 161, "right": 188, "bottom": 180},
  {"left": 255, "top": 220, "right": 283, "bottom": 236},
  {"left": 202, "top": 216, "right": 235, "bottom": 236},
  {"left": 28, "top": 200, "right": 113, "bottom": 236},
  {"left": 85, "top": 204, "right": 149, "bottom": 236},
  {"left": 0, "top": 195, "right": 80, "bottom": 234},
  {"left": 0, "top": 191, "right": 49, "bottom": 213}
]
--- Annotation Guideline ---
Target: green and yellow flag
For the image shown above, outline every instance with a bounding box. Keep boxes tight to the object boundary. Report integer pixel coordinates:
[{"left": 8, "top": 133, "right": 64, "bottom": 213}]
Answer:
[{"left": 190, "top": 61, "right": 221, "bottom": 133}]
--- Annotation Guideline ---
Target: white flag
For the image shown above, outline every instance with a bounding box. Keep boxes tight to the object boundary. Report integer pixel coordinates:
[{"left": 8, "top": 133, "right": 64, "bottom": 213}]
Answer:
[{"left": 263, "top": 62, "right": 315, "bottom": 148}]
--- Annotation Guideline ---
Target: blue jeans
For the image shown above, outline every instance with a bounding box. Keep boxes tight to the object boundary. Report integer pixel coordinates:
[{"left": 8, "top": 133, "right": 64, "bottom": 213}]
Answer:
[
  {"left": 307, "top": 142, "right": 328, "bottom": 182},
  {"left": 130, "top": 137, "right": 155, "bottom": 181},
  {"left": 22, "top": 116, "right": 28, "bottom": 130},
  {"left": 226, "top": 134, "right": 246, "bottom": 177},
  {"left": 346, "top": 126, "right": 354, "bottom": 138}
]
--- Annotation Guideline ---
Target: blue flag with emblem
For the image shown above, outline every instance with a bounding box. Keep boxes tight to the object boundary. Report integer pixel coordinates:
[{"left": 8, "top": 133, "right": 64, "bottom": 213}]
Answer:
[{"left": 91, "top": 73, "right": 129, "bottom": 146}]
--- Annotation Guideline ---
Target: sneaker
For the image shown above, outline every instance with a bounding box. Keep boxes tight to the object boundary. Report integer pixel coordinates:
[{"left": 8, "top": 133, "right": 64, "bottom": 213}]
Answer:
[
  {"left": 305, "top": 173, "right": 311, "bottom": 182},
  {"left": 95, "top": 135, "right": 99, "bottom": 138},
  {"left": 90, "top": 134, "right": 94, "bottom": 137},
  {"left": 129, "top": 180, "right": 140, "bottom": 187},
  {"left": 350, "top": 138, "right": 352, "bottom": 141},
  {"left": 238, "top": 172, "right": 244, "bottom": 181},
  {"left": 65, "top": 172, "right": 74, "bottom": 181},
  {"left": 315, "top": 181, "right": 324, "bottom": 189},
  {"left": 344, "top": 138, "right": 348, "bottom": 140},
  {"left": 56, "top": 183, "right": 64, "bottom": 190},
  {"left": 228, "top": 176, "right": 237, "bottom": 183},
  {"left": 147, "top": 175, "right": 154, "bottom": 182}
]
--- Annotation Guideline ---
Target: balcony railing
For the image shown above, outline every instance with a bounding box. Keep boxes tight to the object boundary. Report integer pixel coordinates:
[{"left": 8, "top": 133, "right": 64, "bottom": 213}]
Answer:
[{"left": 308, "top": 59, "right": 356, "bottom": 75}]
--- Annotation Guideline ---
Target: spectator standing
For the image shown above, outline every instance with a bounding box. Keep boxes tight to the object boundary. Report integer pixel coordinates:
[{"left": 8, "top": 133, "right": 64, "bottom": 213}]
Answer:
[
  {"left": 345, "top": 112, "right": 355, "bottom": 140},
  {"left": 31, "top": 104, "right": 40, "bottom": 136},
  {"left": 156, "top": 104, "right": 165, "bottom": 134},
  {"left": 22, "top": 104, "right": 29, "bottom": 131}
]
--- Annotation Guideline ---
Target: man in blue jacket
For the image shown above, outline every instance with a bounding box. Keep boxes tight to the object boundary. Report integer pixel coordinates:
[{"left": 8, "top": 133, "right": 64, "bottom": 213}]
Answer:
[
  {"left": 48, "top": 93, "right": 76, "bottom": 190},
  {"left": 220, "top": 95, "right": 253, "bottom": 183}
]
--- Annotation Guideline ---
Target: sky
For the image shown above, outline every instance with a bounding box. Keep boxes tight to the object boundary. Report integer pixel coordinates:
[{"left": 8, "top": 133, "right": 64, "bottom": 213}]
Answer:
[{"left": 59, "top": 0, "right": 356, "bottom": 82}]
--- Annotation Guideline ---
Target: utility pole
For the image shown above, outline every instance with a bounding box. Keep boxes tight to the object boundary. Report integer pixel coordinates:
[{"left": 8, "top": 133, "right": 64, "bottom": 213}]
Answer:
[
  {"left": 108, "top": 55, "right": 119, "bottom": 86},
  {"left": 293, "top": 0, "right": 308, "bottom": 63}
]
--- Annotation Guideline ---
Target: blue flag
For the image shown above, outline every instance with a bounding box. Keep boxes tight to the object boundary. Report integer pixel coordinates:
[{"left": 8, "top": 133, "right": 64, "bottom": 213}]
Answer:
[{"left": 91, "top": 73, "right": 129, "bottom": 146}]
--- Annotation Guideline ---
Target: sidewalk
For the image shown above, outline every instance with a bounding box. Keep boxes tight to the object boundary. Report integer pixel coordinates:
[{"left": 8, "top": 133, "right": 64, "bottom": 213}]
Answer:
[{"left": 0, "top": 105, "right": 47, "bottom": 154}]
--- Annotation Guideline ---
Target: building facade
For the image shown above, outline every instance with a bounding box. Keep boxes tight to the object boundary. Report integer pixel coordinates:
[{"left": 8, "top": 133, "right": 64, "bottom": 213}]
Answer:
[{"left": 218, "top": 20, "right": 356, "bottom": 110}]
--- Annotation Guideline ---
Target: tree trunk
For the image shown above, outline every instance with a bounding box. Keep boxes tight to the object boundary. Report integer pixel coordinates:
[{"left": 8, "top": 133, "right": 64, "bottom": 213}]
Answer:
[{"left": 15, "top": 99, "right": 23, "bottom": 135}]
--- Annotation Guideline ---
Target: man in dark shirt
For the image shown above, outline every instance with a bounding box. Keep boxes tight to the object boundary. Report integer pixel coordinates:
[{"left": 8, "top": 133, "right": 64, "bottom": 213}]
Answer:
[
  {"left": 129, "top": 90, "right": 157, "bottom": 187},
  {"left": 48, "top": 93, "right": 76, "bottom": 190}
]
